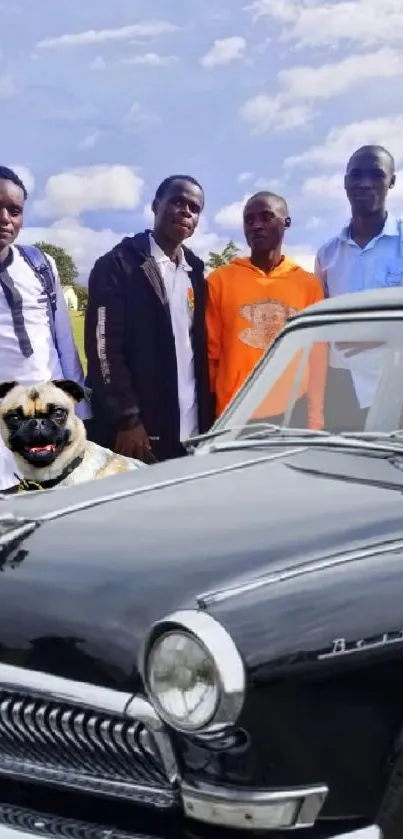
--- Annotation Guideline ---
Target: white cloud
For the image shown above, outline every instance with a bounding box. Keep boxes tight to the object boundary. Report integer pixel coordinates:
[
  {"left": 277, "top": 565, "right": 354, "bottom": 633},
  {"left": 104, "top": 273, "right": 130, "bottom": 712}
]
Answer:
[
  {"left": 306, "top": 216, "right": 324, "bottom": 230},
  {"left": 188, "top": 218, "right": 237, "bottom": 260},
  {"left": 78, "top": 131, "right": 101, "bottom": 150},
  {"left": 123, "top": 52, "right": 179, "bottom": 65},
  {"left": 240, "top": 93, "right": 314, "bottom": 134},
  {"left": 278, "top": 48, "right": 403, "bottom": 101},
  {"left": 10, "top": 165, "right": 35, "bottom": 195},
  {"left": 33, "top": 165, "right": 144, "bottom": 218},
  {"left": 0, "top": 74, "right": 17, "bottom": 98},
  {"left": 287, "top": 246, "right": 315, "bottom": 272},
  {"left": 237, "top": 172, "right": 253, "bottom": 183},
  {"left": 248, "top": 0, "right": 403, "bottom": 48},
  {"left": 124, "top": 102, "right": 160, "bottom": 127},
  {"left": 89, "top": 55, "right": 105, "bottom": 71},
  {"left": 200, "top": 36, "right": 246, "bottom": 67},
  {"left": 241, "top": 48, "right": 403, "bottom": 135},
  {"left": 253, "top": 176, "right": 284, "bottom": 191},
  {"left": 143, "top": 202, "right": 153, "bottom": 223},
  {"left": 19, "top": 218, "right": 123, "bottom": 284},
  {"left": 302, "top": 173, "right": 344, "bottom": 203},
  {"left": 286, "top": 115, "right": 403, "bottom": 169},
  {"left": 214, "top": 195, "right": 251, "bottom": 229},
  {"left": 37, "top": 21, "right": 178, "bottom": 49}
]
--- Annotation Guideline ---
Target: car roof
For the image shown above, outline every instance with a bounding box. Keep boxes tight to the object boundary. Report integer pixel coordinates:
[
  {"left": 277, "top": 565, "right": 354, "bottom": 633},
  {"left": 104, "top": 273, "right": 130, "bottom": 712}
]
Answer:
[{"left": 291, "top": 288, "right": 403, "bottom": 320}]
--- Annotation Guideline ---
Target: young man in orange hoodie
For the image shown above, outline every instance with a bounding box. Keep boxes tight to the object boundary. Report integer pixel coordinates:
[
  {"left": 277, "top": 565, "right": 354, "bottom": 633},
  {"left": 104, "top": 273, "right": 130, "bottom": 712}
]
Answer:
[{"left": 206, "top": 191, "right": 326, "bottom": 428}]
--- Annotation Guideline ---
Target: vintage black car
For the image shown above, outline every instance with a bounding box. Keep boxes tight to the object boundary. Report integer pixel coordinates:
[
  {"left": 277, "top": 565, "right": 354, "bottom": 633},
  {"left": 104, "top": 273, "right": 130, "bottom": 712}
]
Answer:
[{"left": 2, "top": 288, "right": 403, "bottom": 839}]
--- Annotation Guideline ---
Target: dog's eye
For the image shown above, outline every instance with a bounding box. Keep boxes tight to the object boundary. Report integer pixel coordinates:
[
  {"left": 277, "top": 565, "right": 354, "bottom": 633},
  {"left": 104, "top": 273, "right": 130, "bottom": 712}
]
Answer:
[
  {"left": 5, "top": 412, "right": 20, "bottom": 426},
  {"left": 53, "top": 408, "right": 67, "bottom": 421}
]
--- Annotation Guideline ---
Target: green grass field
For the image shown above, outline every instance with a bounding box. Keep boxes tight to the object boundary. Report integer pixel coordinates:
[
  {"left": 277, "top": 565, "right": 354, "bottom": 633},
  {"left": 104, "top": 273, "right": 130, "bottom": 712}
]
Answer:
[{"left": 69, "top": 311, "right": 86, "bottom": 372}]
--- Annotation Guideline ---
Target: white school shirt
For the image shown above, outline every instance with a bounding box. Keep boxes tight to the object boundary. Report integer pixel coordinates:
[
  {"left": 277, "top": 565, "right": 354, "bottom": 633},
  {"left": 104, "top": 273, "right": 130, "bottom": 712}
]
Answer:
[
  {"left": 149, "top": 235, "right": 198, "bottom": 440},
  {"left": 0, "top": 245, "right": 90, "bottom": 490},
  {"left": 315, "top": 215, "right": 403, "bottom": 408}
]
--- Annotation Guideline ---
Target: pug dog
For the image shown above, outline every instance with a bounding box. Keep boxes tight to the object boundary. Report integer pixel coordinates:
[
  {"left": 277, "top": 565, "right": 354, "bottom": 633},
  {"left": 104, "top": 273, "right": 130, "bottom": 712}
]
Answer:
[{"left": 0, "top": 379, "right": 144, "bottom": 492}]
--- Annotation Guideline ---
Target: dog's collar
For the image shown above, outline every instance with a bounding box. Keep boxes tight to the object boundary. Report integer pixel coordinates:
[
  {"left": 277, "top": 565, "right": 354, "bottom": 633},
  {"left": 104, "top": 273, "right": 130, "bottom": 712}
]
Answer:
[{"left": 16, "top": 455, "right": 84, "bottom": 492}]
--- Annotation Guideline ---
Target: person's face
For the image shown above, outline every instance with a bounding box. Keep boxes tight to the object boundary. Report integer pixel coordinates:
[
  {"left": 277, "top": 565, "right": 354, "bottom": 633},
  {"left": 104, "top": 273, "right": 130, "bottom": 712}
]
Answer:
[
  {"left": 0, "top": 179, "right": 24, "bottom": 252},
  {"left": 344, "top": 149, "right": 395, "bottom": 217},
  {"left": 243, "top": 196, "right": 290, "bottom": 253},
  {"left": 153, "top": 179, "right": 204, "bottom": 245}
]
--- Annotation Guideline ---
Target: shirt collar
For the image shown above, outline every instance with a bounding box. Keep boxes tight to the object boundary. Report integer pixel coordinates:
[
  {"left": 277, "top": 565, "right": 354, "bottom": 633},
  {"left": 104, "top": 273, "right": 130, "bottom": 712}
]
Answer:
[
  {"left": 339, "top": 213, "right": 401, "bottom": 242},
  {"left": 149, "top": 233, "right": 191, "bottom": 272}
]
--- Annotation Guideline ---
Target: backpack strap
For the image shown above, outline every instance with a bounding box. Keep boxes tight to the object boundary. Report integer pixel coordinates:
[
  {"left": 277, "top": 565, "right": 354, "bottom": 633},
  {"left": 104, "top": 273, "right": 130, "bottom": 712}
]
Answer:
[{"left": 16, "top": 245, "right": 59, "bottom": 353}]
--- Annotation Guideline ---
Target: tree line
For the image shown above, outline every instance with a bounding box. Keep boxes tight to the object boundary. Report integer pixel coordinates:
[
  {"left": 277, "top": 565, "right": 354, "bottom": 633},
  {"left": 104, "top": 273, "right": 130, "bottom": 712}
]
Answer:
[{"left": 35, "top": 242, "right": 88, "bottom": 310}]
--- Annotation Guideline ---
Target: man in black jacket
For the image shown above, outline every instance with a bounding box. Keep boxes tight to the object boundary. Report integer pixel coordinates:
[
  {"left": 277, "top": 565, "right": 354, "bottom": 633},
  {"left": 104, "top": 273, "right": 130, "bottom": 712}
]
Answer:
[{"left": 84, "top": 175, "right": 212, "bottom": 463}]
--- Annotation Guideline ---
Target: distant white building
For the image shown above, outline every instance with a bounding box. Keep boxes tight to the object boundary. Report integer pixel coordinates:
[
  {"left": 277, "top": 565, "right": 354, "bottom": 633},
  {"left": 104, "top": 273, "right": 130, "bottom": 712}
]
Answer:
[{"left": 63, "top": 285, "right": 78, "bottom": 311}]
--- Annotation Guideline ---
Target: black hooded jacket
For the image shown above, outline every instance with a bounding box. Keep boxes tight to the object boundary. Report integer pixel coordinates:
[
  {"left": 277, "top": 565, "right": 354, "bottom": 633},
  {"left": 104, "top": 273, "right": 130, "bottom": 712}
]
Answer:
[{"left": 84, "top": 231, "right": 213, "bottom": 460}]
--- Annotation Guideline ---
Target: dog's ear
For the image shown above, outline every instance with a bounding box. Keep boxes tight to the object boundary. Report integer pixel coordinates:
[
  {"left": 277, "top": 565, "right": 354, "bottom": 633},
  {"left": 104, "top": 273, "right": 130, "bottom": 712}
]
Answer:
[
  {"left": 52, "top": 380, "right": 85, "bottom": 404},
  {"left": 0, "top": 382, "right": 18, "bottom": 400}
]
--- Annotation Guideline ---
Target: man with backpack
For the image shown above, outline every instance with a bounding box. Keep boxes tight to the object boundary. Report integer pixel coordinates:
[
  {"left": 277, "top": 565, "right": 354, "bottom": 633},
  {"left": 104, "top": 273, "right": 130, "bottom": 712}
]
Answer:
[{"left": 0, "top": 166, "right": 89, "bottom": 493}]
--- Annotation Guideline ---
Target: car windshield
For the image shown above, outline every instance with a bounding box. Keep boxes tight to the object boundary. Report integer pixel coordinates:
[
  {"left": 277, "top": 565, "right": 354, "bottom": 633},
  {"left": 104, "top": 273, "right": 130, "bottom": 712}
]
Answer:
[{"left": 202, "top": 313, "right": 403, "bottom": 446}]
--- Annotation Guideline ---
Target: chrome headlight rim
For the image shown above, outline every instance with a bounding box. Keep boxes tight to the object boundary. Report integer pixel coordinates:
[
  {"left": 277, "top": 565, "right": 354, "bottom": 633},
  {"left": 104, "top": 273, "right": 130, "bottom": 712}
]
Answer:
[{"left": 140, "top": 609, "right": 246, "bottom": 735}]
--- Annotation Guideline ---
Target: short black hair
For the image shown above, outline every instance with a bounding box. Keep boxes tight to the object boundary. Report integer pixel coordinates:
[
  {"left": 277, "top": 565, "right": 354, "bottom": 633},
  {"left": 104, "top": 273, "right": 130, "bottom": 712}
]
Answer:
[
  {"left": 0, "top": 166, "right": 28, "bottom": 199},
  {"left": 154, "top": 175, "right": 203, "bottom": 201},
  {"left": 348, "top": 145, "right": 395, "bottom": 172},
  {"left": 245, "top": 191, "right": 289, "bottom": 216}
]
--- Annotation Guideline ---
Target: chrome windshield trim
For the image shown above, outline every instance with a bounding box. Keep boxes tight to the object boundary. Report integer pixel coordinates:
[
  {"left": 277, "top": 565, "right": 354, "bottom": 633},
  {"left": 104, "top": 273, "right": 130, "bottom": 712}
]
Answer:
[
  {"left": 209, "top": 436, "right": 401, "bottom": 455},
  {"left": 181, "top": 780, "right": 328, "bottom": 830},
  {"left": 0, "top": 663, "right": 179, "bottom": 787},
  {"left": 283, "top": 311, "right": 403, "bottom": 328},
  {"left": 198, "top": 538, "right": 403, "bottom": 607}
]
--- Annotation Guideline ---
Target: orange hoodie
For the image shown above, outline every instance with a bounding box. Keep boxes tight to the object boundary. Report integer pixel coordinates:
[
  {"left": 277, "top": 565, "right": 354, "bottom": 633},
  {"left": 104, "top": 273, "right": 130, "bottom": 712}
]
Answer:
[{"left": 206, "top": 255, "right": 327, "bottom": 427}]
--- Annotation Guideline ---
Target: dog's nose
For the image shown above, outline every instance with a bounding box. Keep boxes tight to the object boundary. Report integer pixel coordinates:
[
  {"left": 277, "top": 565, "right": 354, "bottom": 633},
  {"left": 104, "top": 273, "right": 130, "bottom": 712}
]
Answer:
[{"left": 27, "top": 418, "right": 49, "bottom": 432}]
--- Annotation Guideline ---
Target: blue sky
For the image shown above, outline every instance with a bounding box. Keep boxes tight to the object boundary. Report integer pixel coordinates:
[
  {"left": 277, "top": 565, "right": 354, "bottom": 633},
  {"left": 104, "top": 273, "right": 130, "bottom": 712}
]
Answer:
[{"left": 2, "top": 0, "right": 403, "bottom": 281}]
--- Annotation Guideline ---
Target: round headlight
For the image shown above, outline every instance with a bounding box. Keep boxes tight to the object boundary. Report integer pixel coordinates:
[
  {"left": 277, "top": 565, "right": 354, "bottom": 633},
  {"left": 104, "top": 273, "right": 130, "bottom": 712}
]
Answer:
[{"left": 146, "top": 630, "right": 219, "bottom": 731}]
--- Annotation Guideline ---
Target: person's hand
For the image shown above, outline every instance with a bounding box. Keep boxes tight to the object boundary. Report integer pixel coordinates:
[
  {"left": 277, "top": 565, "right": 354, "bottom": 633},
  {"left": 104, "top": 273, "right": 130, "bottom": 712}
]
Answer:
[{"left": 115, "top": 425, "right": 154, "bottom": 462}]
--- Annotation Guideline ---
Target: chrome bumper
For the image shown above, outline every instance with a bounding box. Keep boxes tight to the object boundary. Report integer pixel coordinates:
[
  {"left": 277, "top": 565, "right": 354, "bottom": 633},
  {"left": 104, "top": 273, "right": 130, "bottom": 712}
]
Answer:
[
  {"left": 182, "top": 780, "right": 328, "bottom": 830},
  {"left": 0, "top": 663, "right": 328, "bottom": 833},
  {"left": 0, "top": 803, "right": 142, "bottom": 839},
  {"left": 0, "top": 784, "right": 328, "bottom": 838}
]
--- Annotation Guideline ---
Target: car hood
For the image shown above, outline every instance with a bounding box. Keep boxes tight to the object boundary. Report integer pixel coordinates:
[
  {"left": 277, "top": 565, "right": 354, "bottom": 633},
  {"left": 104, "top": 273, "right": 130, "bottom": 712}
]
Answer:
[{"left": 1, "top": 444, "right": 403, "bottom": 689}]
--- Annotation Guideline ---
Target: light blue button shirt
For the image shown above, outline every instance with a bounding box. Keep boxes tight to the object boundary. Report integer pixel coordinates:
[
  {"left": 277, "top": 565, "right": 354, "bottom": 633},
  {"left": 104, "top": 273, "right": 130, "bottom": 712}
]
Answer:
[
  {"left": 315, "top": 214, "right": 403, "bottom": 296},
  {"left": 314, "top": 215, "right": 403, "bottom": 410}
]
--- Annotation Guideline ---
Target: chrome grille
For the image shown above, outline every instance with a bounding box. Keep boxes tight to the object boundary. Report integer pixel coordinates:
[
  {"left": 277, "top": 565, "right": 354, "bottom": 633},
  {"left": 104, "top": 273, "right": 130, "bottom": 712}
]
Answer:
[
  {"left": 0, "top": 691, "right": 176, "bottom": 807},
  {"left": 0, "top": 803, "right": 153, "bottom": 839}
]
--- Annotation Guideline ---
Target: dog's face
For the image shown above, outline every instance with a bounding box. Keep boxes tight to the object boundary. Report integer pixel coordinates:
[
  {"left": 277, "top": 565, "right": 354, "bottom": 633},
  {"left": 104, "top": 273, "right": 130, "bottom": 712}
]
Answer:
[{"left": 0, "top": 380, "right": 84, "bottom": 469}]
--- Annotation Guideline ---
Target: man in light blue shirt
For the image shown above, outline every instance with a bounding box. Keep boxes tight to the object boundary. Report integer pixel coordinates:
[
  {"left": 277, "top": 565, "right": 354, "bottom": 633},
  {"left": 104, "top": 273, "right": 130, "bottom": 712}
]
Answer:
[{"left": 315, "top": 145, "right": 402, "bottom": 430}]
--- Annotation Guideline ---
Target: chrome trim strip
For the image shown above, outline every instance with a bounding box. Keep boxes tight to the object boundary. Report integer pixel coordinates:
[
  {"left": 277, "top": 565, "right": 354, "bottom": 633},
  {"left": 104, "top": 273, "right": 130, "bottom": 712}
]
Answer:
[
  {"left": 284, "top": 311, "right": 403, "bottom": 328},
  {"left": 0, "top": 515, "right": 38, "bottom": 546},
  {"left": 198, "top": 538, "right": 403, "bottom": 607},
  {"left": 29, "top": 452, "right": 306, "bottom": 522},
  {"left": 181, "top": 780, "right": 328, "bottom": 830},
  {"left": 0, "top": 760, "right": 174, "bottom": 807},
  {"left": 0, "top": 803, "right": 154, "bottom": 838},
  {"left": 0, "top": 662, "right": 179, "bottom": 787},
  {"left": 0, "top": 662, "right": 135, "bottom": 717},
  {"left": 140, "top": 609, "right": 246, "bottom": 734}
]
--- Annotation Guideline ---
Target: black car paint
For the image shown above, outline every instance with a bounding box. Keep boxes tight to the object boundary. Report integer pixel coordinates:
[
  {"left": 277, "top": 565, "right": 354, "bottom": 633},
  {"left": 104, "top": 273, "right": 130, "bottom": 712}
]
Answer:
[{"left": 0, "top": 444, "right": 403, "bottom": 832}]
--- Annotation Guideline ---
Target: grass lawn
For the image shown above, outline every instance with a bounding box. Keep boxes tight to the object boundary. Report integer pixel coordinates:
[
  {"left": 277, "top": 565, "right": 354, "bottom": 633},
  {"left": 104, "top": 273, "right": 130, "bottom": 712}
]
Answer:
[{"left": 69, "top": 311, "right": 86, "bottom": 372}]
